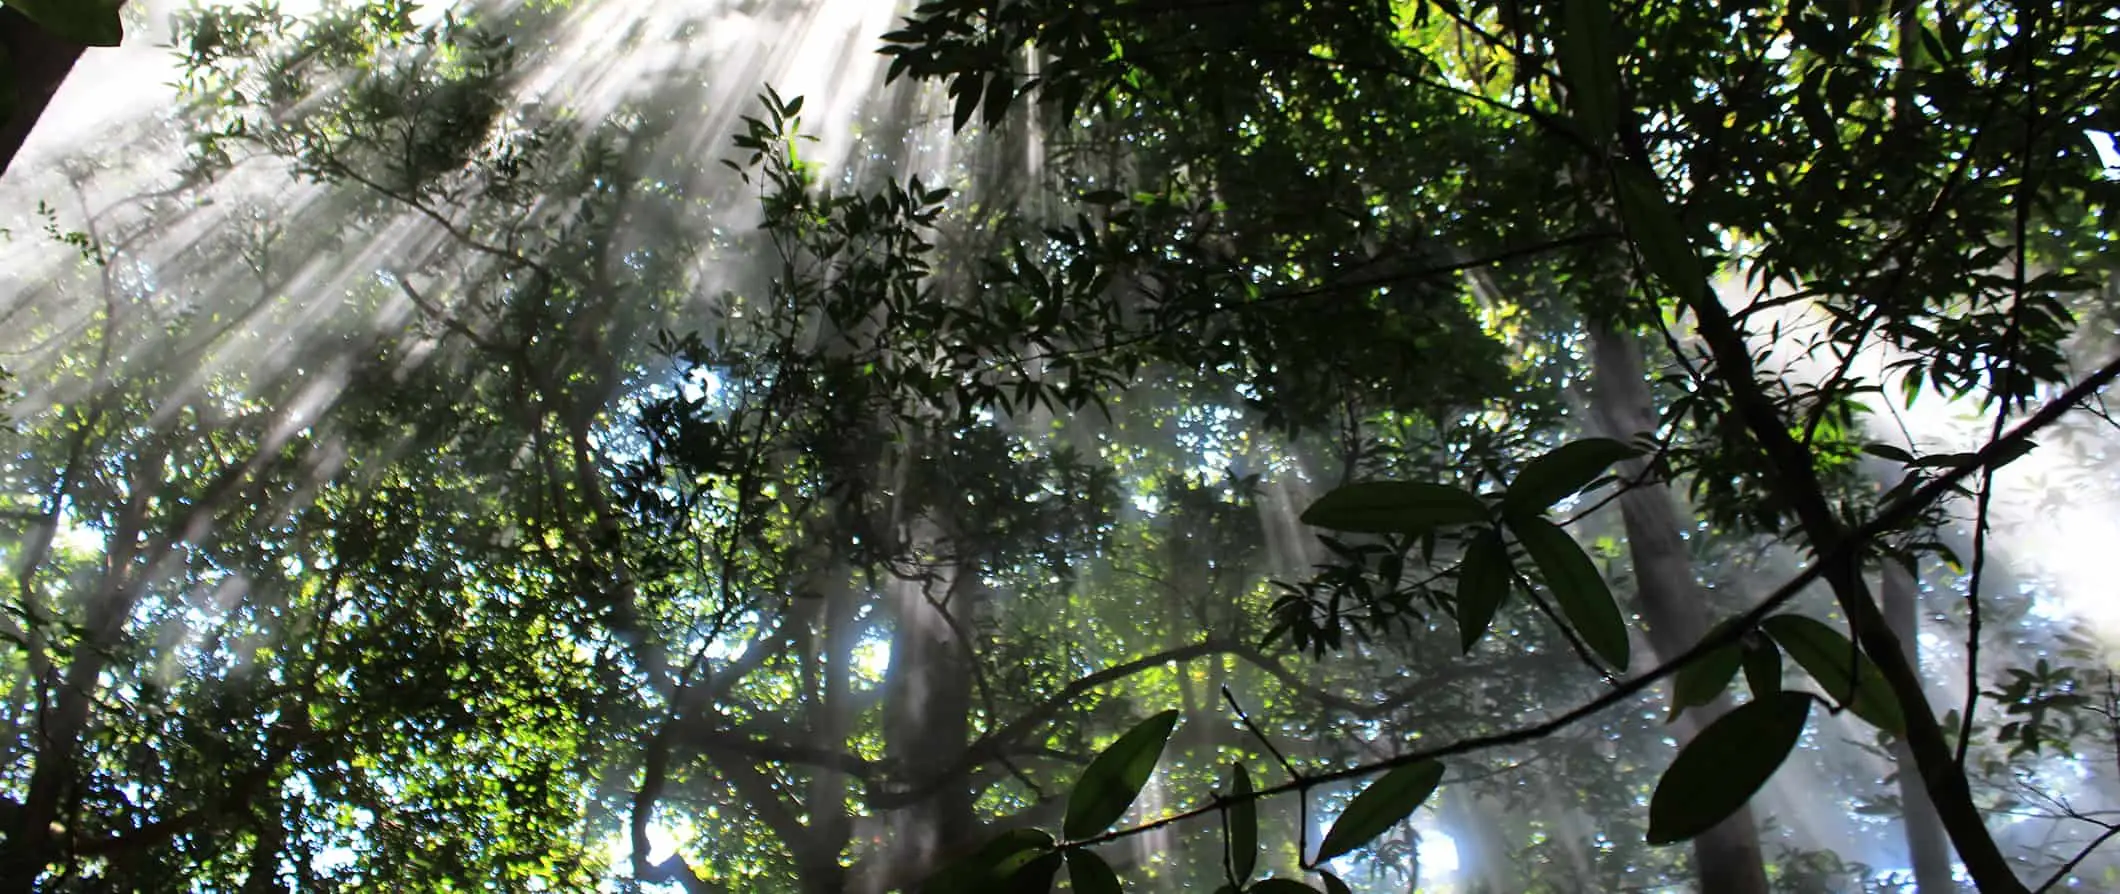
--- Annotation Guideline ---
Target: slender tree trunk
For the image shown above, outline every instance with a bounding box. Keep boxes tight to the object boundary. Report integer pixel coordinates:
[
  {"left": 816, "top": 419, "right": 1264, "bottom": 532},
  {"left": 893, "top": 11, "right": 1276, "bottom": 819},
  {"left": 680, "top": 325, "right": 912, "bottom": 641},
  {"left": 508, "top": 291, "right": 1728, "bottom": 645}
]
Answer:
[
  {"left": 1883, "top": 559, "right": 1958, "bottom": 892},
  {"left": 1587, "top": 321, "right": 1772, "bottom": 894}
]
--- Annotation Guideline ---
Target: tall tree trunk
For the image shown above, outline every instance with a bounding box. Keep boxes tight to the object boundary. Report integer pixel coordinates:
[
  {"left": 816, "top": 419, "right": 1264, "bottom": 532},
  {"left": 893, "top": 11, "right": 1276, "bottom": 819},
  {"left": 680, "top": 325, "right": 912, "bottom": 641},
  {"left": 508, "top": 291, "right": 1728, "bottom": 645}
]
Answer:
[
  {"left": 1883, "top": 559, "right": 1957, "bottom": 892},
  {"left": 1587, "top": 321, "right": 1772, "bottom": 894},
  {"left": 873, "top": 551, "right": 978, "bottom": 890}
]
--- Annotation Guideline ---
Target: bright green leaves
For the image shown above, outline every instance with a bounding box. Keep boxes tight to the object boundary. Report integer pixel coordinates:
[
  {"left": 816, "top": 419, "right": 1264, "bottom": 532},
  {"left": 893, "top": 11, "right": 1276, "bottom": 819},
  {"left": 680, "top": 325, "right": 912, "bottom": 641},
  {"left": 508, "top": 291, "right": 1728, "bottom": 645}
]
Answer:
[
  {"left": 1509, "top": 516, "right": 1630, "bottom": 669},
  {"left": 1066, "top": 710, "right": 1180, "bottom": 839},
  {"left": 1065, "top": 850, "right": 1123, "bottom": 894},
  {"left": 1454, "top": 527, "right": 1511, "bottom": 652},
  {"left": 1555, "top": 0, "right": 1617, "bottom": 142},
  {"left": 1315, "top": 759, "right": 1445, "bottom": 863},
  {"left": 1761, "top": 615, "right": 1906, "bottom": 735},
  {"left": 1500, "top": 437, "right": 1639, "bottom": 517},
  {"left": 1648, "top": 692, "right": 1814, "bottom": 845},
  {"left": 6, "top": 0, "right": 123, "bottom": 46},
  {"left": 1225, "top": 763, "right": 1259, "bottom": 881},
  {"left": 1299, "top": 481, "right": 1488, "bottom": 534}
]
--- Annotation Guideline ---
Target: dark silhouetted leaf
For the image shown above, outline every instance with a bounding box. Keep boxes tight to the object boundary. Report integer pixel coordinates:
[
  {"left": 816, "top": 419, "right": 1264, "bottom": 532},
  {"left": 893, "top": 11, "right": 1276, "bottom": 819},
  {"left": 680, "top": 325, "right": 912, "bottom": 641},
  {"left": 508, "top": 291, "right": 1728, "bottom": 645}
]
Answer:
[
  {"left": 1007, "top": 851, "right": 1063, "bottom": 893},
  {"left": 5, "top": 0, "right": 123, "bottom": 46},
  {"left": 1227, "top": 763, "right": 1257, "bottom": 881},
  {"left": 1455, "top": 527, "right": 1512, "bottom": 653},
  {"left": 1301, "top": 481, "right": 1488, "bottom": 535},
  {"left": 1761, "top": 614, "right": 1906, "bottom": 735},
  {"left": 1252, "top": 880, "right": 1322, "bottom": 894},
  {"left": 1315, "top": 760, "right": 1445, "bottom": 862},
  {"left": 1321, "top": 873, "right": 1353, "bottom": 894},
  {"left": 1669, "top": 623, "right": 1743, "bottom": 722},
  {"left": 1065, "top": 710, "right": 1180, "bottom": 838},
  {"left": 1555, "top": 0, "right": 1616, "bottom": 141},
  {"left": 1647, "top": 691, "right": 1813, "bottom": 845},
  {"left": 1743, "top": 637, "right": 1782, "bottom": 699},
  {"left": 1502, "top": 437, "right": 1639, "bottom": 517},
  {"left": 921, "top": 828, "right": 1055, "bottom": 893},
  {"left": 1509, "top": 516, "right": 1630, "bottom": 669},
  {"left": 951, "top": 75, "right": 982, "bottom": 132},
  {"left": 1614, "top": 166, "right": 1704, "bottom": 299},
  {"left": 1065, "top": 850, "right": 1122, "bottom": 894}
]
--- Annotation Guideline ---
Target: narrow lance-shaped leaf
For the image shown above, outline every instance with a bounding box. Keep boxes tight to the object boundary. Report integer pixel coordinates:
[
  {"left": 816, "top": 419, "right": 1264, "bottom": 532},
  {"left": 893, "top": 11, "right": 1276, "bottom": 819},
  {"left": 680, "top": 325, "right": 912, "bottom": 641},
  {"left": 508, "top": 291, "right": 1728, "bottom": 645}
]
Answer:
[
  {"left": 1647, "top": 691, "right": 1814, "bottom": 845},
  {"left": 1227, "top": 763, "right": 1258, "bottom": 881},
  {"left": 1555, "top": 0, "right": 1617, "bottom": 142},
  {"left": 1065, "top": 710, "right": 1180, "bottom": 839},
  {"left": 1301, "top": 481, "right": 1490, "bottom": 535},
  {"left": 1315, "top": 759, "right": 1446, "bottom": 863},
  {"left": 1508, "top": 516, "right": 1631, "bottom": 669},
  {"left": 1501, "top": 437, "right": 1639, "bottom": 517},
  {"left": 1455, "top": 527, "right": 1512, "bottom": 653},
  {"left": 1761, "top": 614, "right": 1907, "bottom": 735},
  {"left": 1065, "top": 850, "right": 1122, "bottom": 894},
  {"left": 1613, "top": 165, "right": 1705, "bottom": 299}
]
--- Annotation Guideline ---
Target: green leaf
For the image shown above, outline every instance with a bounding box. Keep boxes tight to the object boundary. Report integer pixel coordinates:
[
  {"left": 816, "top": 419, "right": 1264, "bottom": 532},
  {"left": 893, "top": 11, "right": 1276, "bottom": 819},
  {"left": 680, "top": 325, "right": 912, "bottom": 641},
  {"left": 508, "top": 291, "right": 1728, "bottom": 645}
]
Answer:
[
  {"left": 1760, "top": 615, "right": 1906, "bottom": 735},
  {"left": 1613, "top": 166, "right": 1704, "bottom": 299},
  {"left": 921, "top": 829, "right": 1056, "bottom": 893},
  {"left": 1502, "top": 437, "right": 1640, "bottom": 516},
  {"left": 1320, "top": 874, "right": 1353, "bottom": 894},
  {"left": 1669, "top": 624, "right": 1743, "bottom": 722},
  {"left": 1066, "top": 850, "right": 1122, "bottom": 894},
  {"left": 1252, "top": 880, "right": 1322, "bottom": 894},
  {"left": 1455, "top": 527, "right": 1512, "bottom": 653},
  {"left": 1647, "top": 691, "right": 1813, "bottom": 845},
  {"left": 1006, "top": 851, "right": 1063, "bottom": 894},
  {"left": 3, "top": 0, "right": 123, "bottom": 46},
  {"left": 1742, "top": 637, "right": 1782, "bottom": 699},
  {"left": 1300, "top": 481, "right": 1489, "bottom": 534},
  {"left": 1508, "top": 516, "right": 1630, "bottom": 669},
  {"left": 1315, "top": 760, "right": 1445, "bottom": 863},
  {"left": 1555, "top": 0, "right": 1616, "bottom": 142},
  {"left": 1227, "top": 763, "right": 1258, "bottom": 881},
  {"left": 1065, "top": 710, "right": 1180, "bottom": 839},
  {"left": 951, "top": 74, "right": 982, "bottom": 132}
]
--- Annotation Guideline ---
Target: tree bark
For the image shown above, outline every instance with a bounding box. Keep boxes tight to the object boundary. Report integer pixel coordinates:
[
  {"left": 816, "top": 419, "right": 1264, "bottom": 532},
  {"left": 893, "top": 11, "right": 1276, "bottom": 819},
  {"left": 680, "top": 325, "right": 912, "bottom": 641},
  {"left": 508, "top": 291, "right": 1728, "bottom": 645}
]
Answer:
[
  {"left": 1883, "top": 559, "right": 1958, "bottom": 892},
  {"left": 1587, "top": 321, "right": 1773, "bottom": 894}
]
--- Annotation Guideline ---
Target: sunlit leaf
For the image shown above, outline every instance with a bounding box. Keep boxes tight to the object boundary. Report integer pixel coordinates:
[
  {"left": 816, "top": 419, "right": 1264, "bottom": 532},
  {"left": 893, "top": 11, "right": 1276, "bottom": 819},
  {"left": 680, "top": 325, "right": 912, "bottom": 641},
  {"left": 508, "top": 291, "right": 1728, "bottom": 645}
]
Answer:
[
  {"left": 1300, "top": 481, "right": 1488, "bottom": 534},
  {"left": 1455, "top": 527, "right": 1512, "bottom": 653},
  {"left": 1503, "top": 438, "right": 1638, "bottom": 517},
  {"left": 1065, "top": 850, "right": 1122, "bottom": 894},
  {"left": 1315, "top": 759, "right": 1445, "bottom": 863},
  {"left": 1613, "top": 166, "right": 1704, "bottom": 299},
  {"left": 1227, "top": 763, "right": 1258, "bottom": 881},
  {"left": 921, "top": 828, "right": 1056, "bottom": 893},
  {"left": 4, "top": 0, "right": 123, "bottom": 46},
  {"left": 1065, "top": 710, "right": 1180, "bottom": 839},
  {"left": 1509, "top": 516, "right": 1630, "bottom": 669},
  {"left": 1761, "top": 614, "right": 1906, "bottom": 735},
  {"left": 1647, "top": 691, "right": 1813, "bottom": 845}
]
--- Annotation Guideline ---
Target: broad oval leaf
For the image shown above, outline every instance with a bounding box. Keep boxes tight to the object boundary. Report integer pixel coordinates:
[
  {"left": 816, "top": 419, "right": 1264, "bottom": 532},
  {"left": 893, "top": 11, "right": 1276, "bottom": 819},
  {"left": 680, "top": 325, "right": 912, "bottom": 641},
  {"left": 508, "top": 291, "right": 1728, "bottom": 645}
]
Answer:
[
  {"left": 1669, "top": 633, "right": 1743, "bottom": 723},
  {"left": 1315, "top": 759, "right": 1445, "bottom": 863},
  {"left": 1455, "top": 527, "right": 1512, "bottom": 653},
  {"left": 4, "top": 0, "right": 123, "bottom": 46},
  {"left": 1065, "top": 710, "right": 1180, "bottom": 839},
  {"left": 1006, "top": 851, "right": 1063, "bottom": 894},
  {"left": 1760, "top": 614, "right": 1906, "bottom": 735},
  {"left": 1502, "top": 437, "right": 1639, "bottom": 517},
  {"left": 1300, "top": 481, "right": 1489, "bottom": 535},
  {"left": 921, "top": 828, "right": 1055, "bottom": 893},
  {"left": 1614, "top": 166, "right": 1705, "bottom": 299},
  {"left": 1321, "top": 873, "right": 1353, "bottom": 894},
  {"left": 1065, "top": 850, "right": 1122, "bottom": 894},
  {"left": 1227, "top": 763, "right": 1258, "bottom": 881},
  {"left": 1647, "top": 691, "right": 1813, "bottom": 845},
  {"left": 1508, "top": 516, "right": 1630, "bottom": 669},
  {"left": 1252, "top": 880, "right": 1322, "bottom": 894}
]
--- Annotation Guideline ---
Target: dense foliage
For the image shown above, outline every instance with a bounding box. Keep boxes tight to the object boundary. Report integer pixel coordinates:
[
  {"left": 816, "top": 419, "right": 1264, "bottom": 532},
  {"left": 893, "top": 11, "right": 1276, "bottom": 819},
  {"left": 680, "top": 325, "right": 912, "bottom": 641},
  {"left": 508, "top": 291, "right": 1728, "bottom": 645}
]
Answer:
[{"left": 1, "top": 0, "right": 2118, "bottom": 892}]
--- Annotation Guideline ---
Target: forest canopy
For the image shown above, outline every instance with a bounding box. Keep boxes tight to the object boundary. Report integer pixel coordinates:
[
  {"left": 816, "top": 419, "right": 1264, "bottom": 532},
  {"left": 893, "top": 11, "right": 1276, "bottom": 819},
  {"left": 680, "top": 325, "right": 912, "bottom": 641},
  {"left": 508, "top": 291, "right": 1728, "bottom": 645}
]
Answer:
[{"left": 0, "top": 0, "right": 2118, "bottom": 891}]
